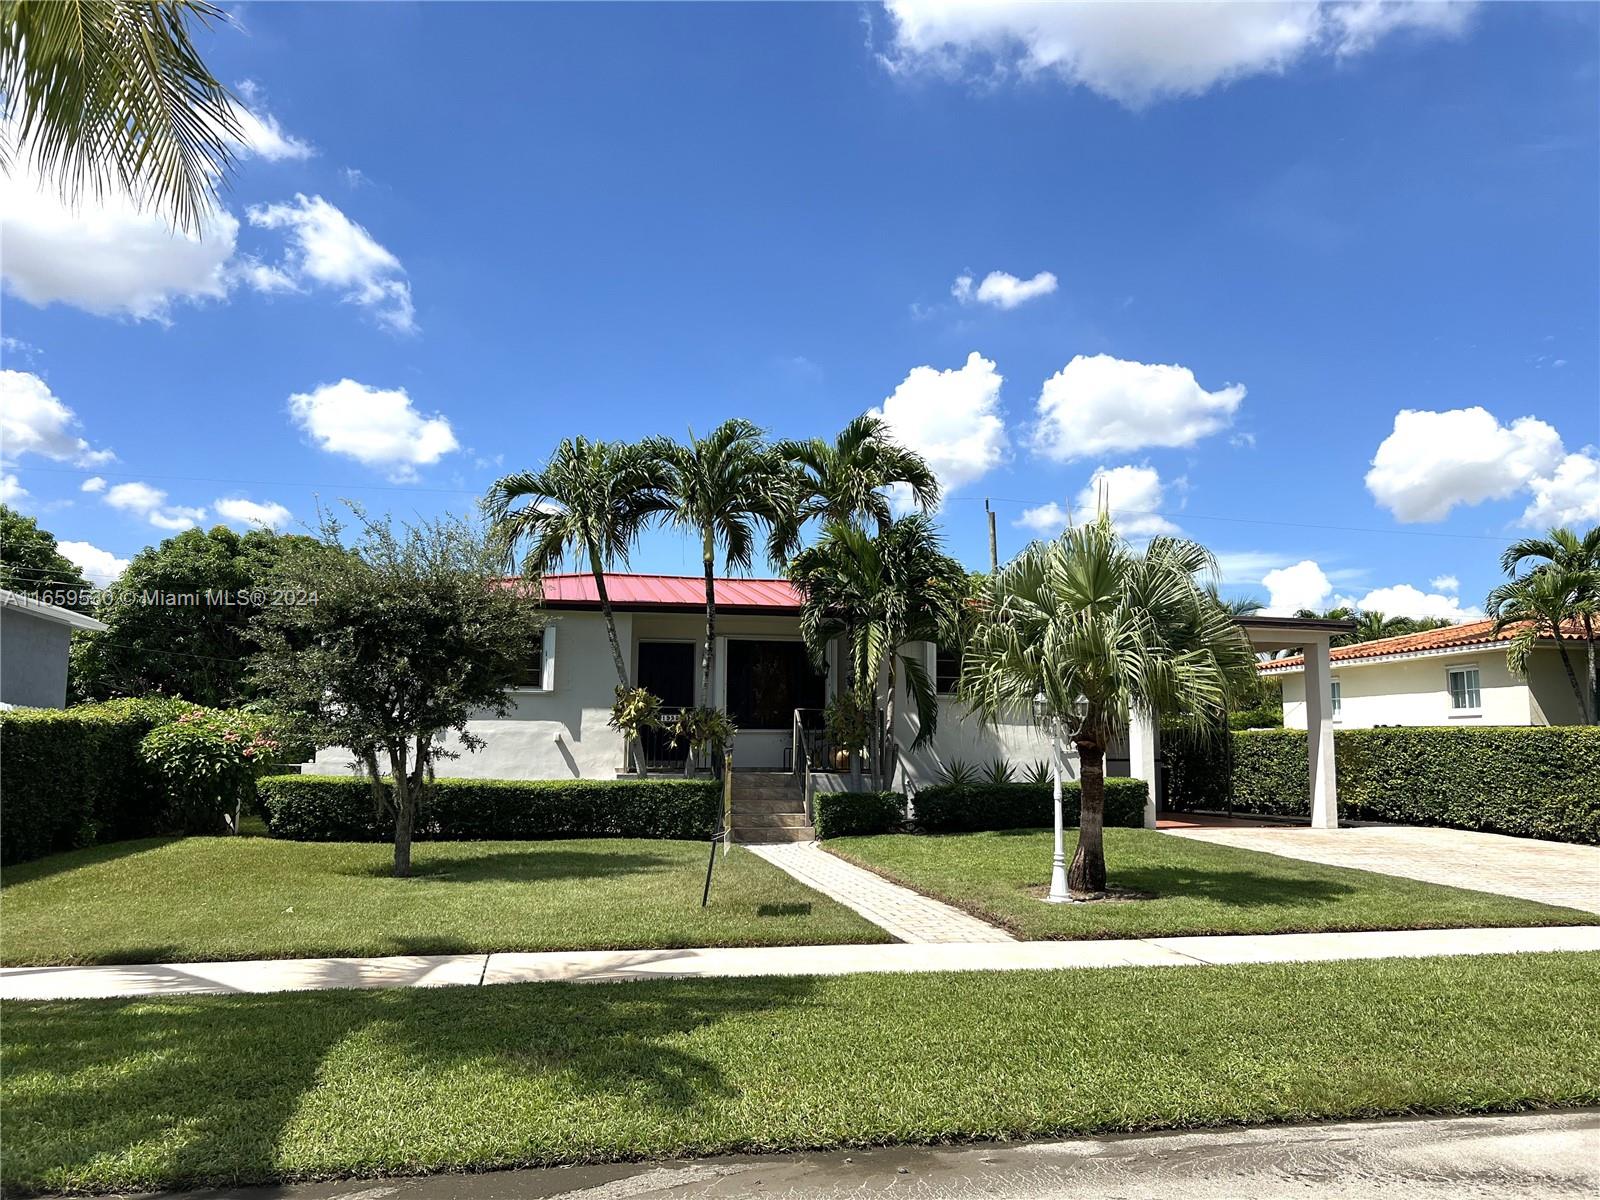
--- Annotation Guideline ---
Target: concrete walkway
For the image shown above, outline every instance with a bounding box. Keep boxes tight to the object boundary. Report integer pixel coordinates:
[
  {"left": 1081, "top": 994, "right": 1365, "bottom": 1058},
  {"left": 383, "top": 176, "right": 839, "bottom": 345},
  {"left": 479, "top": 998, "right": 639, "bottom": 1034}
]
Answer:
[
  {"left": 6, "top": 924, "right": 1597, "bottom": 1001},
  {"left": 745, "top": 841, "right": 1016, "bottom": 942},
  {"left": 1166, "top": 824, "right": 1600, "bottom": 914}
]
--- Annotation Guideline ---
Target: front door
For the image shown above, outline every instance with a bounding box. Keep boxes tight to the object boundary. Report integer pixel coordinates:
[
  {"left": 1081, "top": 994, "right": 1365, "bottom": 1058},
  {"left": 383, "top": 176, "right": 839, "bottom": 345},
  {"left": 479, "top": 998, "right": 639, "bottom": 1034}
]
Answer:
[{"left": 637, "top": 641, "right": 696, "bottom": 769}]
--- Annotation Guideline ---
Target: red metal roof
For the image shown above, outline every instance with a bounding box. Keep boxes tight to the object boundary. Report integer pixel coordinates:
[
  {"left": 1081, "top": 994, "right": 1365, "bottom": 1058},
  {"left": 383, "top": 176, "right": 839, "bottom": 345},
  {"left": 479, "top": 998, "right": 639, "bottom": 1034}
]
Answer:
[
  {"left": 529, "top": 573, "right": 803, "bottom": 612},
  {"left": 1259, "top": 617, "right": 1592, "bottom": 671}
]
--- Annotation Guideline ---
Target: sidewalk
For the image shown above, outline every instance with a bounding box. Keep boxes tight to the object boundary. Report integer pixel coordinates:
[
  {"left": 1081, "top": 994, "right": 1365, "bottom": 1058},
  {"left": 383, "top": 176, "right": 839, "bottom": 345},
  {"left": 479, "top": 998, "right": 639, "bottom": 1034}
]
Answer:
[{"left": 5, "top": 924, "right": 1596, "bottom": 1002}]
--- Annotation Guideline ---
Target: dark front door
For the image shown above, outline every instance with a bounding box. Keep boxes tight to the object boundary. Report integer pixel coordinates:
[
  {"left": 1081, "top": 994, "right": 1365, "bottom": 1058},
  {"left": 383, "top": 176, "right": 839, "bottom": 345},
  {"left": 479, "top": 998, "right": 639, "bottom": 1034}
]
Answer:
[{"left": 637, "top": 641, "right": 695, "bottom": 768}]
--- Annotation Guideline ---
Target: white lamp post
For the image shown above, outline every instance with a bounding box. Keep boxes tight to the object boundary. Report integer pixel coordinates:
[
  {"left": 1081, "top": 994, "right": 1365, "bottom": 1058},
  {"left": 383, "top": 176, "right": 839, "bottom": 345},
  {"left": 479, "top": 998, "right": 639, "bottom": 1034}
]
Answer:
[{"left": 1035, "top": 690, "right": 1088, "bottom": 905}]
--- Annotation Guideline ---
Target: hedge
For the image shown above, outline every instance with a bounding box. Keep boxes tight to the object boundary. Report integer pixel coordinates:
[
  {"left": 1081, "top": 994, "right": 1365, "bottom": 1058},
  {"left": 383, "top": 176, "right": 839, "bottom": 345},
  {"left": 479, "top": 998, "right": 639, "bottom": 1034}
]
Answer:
[
  {"left": 814, "top": 790, "right": 904, "bottom": 839},
  {"left": 257, "top": 775, "right": 721, "bottom": 842},
  {"left": 0, "top": 697, "right": 189, "bottom": 864},
  {"left": 1166, "top": 726, "right": 1600, "bottom": 845},
  {"left": 912, "top": 778, "right": 1148, "bottom": 833}
]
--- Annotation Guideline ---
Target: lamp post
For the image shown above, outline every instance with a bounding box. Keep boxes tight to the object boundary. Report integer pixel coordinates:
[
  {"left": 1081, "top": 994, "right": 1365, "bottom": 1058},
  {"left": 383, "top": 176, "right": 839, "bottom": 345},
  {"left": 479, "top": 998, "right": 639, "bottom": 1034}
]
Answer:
[{"left": 1035, "top": 690, "right": 1088, "bottom": 904}]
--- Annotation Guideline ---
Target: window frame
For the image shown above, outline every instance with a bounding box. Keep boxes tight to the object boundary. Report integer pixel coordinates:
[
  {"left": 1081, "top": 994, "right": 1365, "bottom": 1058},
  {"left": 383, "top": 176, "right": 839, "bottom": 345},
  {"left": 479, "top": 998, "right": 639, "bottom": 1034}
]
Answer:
[
  {"left": 1330, "top": 677, "right": 1342, "bottom": 721},
  {"left": 933, "top": 642, "right": 962, "bottom": 696},
  {"left": 512, "top": 624, "right": 557, "bottom": 693},
  {"left": 1446, "top": 663, "right": 1482, "bottom": 716}
]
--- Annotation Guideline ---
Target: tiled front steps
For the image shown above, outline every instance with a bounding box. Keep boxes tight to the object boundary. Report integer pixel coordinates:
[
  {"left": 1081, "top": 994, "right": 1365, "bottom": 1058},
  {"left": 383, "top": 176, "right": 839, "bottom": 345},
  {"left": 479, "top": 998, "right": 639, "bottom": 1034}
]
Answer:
[{"left": 730, "top": 771, "right": 813, "bottom": 843}]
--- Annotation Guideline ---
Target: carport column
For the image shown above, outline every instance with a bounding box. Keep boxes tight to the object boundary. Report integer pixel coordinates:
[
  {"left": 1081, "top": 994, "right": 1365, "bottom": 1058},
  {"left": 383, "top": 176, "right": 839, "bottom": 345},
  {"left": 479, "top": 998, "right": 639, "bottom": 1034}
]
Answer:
[
  {"left": 1128, "top": 710, "right": 1159, "bottom": 829},
  {"left": 1303, "top": 633, "right": 1338, "bottom": 829}
]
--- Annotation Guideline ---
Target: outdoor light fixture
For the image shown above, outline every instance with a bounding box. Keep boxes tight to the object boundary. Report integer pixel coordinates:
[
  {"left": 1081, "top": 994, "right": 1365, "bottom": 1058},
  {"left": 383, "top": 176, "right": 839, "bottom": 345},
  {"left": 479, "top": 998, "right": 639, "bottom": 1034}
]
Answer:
[{"left": 1035, "top": 691, "right": 1073, "bottom": 904}]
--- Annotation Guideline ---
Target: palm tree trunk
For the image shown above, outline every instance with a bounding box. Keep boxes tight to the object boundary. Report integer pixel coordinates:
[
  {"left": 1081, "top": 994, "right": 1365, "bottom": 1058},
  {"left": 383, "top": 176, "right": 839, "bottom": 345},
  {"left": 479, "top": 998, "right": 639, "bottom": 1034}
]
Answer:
[
  {"left": 1584, "top": 614, "right": 1597, "bottom": 726},
  {"left": 843, "top": 622, "right": 863, "bottom": 790},
  {"left": 588, "top": 537, "right": 649, "bottom": 775},
  {"left": 700, "top": 530, "right": 717, "bottom": 707},
  {"left": 882, "top": 656, "right": 897, "bottom": 789},
  {"left": 1554, "top": 637, "right": 1590, "bottom": 724},
  {"left": 1069, "top": 737, "right": 1107, "bottom": 898}
]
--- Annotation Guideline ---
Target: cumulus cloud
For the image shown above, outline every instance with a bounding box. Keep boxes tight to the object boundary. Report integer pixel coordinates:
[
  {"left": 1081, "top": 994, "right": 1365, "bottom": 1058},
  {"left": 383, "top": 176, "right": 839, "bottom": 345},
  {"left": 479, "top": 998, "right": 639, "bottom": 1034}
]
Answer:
[
  {"left": 1430, "top": 574, "right": 1460, "bottom": 593},
  {"left": 1262, "top": 557, "right": 1482, "bottom": 621},
  {"left": 57, "top": 540, "right": 129, "bottom": 585},
  {"left": 1075, "top": 464, "right": 1181, "bottom": 539},
  {"left": 871, "top": 351, "right": 1008, "bottom": 508},
  {"left": 1015, "top": 500, "right": 1070, "bottom": 534},
  {"left": 247, "top": 195, "right": 416, "bottom": 332},
  {"left": 1364, "top": 407, "right": 1568, "bottom": 523},
  {"left": 952, "top": 269, "right": 1057, "bottom": 309},
  {"left": 289, "top": 379, "right": 458, "bottom": 480},
  {"left": 103, "top": 481, "right": 206, "bottom": 531},
  {"left": 1032, "top": 354, "right": 1243, "bottom": 461},
  {"left": 213, "top": 497, "right": 293, "bottom": 530},
  {"left": 1351, "top": 583, "right": 1481, "bottom": 622},
  {"left": 80, "top": 476, "right": 108, "bottom": 493},
  {"left": 0, "top": 371, "right": 115, "bottom": 466},
  {"left": 879, "top": 1, "right": 1474, "bottom": 108},
  {"left": 1520, "top": 451, "right": 1600, "bottom": 529},
  {"left": 229, "top": 91, "right": 315, "bottom": 163},
  {"left": 0, "top": 472, "right": 26, "bottom": 505},
  {"left": 1262, "top": 558, "right": 1336, "bottom": 616}
]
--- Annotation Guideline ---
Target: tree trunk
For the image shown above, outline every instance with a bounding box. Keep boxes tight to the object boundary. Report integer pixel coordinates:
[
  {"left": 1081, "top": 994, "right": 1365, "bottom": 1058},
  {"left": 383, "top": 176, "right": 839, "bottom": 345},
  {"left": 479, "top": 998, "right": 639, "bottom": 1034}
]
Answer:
[
  {"left": 881, "top": 657, "right": 897, "bottom": 789},
  {"left": 388, "top": 742, "right": 414, "bottom": 878},
  {"left": 1584, "top": 614, "right": 1597, "bottom": 726},
  {"left": 1554, "top": 636, "right": 1590, "bottom": 725},
  {"left": 1068, "top": 738, "right": 1107, "bottom": 898},
  {"left": 589, "top": 538, "right": 649, "bottom": 775},
  {"left": 701, "top": 530, "right": 717, "bottom": 708},
  {"left": 842, "top": 623, "right": 863, "bottom": 790}
]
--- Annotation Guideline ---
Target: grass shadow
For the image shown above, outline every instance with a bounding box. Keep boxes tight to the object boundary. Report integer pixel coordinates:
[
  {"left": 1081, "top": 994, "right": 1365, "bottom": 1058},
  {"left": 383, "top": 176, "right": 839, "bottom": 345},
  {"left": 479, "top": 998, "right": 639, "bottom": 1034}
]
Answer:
[
  {"left": 756, "top": 902, "right": 814, "bottom": 918},
  {"left": 1, "top": 838, "right": 184, "bottom": 888},
  {"left": 1078, "top": 864, "right": 1359, "bottom": 908},
  {"left": 334, "top": 848, "right": 676, "bottom": 884}
]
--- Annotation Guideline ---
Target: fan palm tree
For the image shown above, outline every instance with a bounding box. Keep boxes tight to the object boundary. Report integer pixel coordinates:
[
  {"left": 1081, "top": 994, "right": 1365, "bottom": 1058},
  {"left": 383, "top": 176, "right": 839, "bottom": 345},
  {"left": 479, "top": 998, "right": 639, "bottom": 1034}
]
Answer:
[
  {"left": 485, "top": 437, "right": 668, "bottom": 774},
  {"left": 1487, "top": 562, "right": 1594, "bottom": 724},
  {"left": 1500, "top": 524, "right": 1600, "bottom": 721},
  {"left": 1, "top": 0, "right": 241, "bottom": 235},
  {"left": 962, "top": 520, "right": 1257, "bottom": 897},
  {"left": 646, "top": 419, "right": 790, "bottom": 705},
  {"left": 789, "top": 515, "right": 966, "bottom": 788}
]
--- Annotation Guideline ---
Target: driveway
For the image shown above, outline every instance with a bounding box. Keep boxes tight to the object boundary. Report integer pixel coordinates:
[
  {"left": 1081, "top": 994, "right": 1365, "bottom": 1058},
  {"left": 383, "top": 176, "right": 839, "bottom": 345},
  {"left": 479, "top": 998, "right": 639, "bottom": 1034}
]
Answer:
[{"left": 1164, "top": 824, "right": 1600, "bottom": 914}]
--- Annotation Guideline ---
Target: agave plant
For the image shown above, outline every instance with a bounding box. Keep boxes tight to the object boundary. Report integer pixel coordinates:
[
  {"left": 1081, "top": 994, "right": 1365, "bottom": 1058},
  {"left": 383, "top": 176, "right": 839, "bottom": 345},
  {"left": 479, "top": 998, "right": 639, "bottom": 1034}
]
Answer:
[
  {"left": 982, "top": 757, "right": 1016, "bottom": 785},
  {"left": 936, "top": 758, "right": 978, "bottom": 787},
  {"left": 1021, "top": 759, "right": 1053, "bottom": 787}
]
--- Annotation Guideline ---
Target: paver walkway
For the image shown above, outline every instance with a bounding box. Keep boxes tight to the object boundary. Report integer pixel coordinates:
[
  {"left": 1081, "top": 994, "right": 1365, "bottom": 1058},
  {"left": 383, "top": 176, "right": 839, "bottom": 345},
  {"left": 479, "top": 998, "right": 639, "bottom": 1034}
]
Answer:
[
  {"left": 745, "top": 841, "right": 1015, "bottom": 942},
  {"left": 1166, "top": 824, "right": 1600, "bottom": 914},
  {"left": 5, "top": 924, "right": 1596, "bottom": 1001}
]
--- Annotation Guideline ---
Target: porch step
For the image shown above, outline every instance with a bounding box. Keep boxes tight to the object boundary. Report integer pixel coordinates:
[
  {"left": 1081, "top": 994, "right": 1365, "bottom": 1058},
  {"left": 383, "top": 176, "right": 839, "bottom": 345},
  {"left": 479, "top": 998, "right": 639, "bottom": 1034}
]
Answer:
[
  {"left": 735, "top": 810, "right": 811, "bottom": 828},
  {"left": 732, "top": 824, "right": 815, "bottom": 843},
  {"left": 732, "top": 794, "right": 807, "bottom": 813}
]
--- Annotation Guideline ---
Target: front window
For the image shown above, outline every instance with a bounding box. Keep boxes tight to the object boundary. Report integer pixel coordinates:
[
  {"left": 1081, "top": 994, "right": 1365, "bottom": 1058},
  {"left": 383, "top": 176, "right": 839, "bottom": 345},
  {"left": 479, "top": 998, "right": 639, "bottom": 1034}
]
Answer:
[
  {"left": 935, "top": 644, "right": 961, "bottom": 695},
  {"left": 1330, "top": 679, "right": 1341, "bottom": 718},
  {"left": 518, "top": 637, "right": 545, "bottom": 689},
  {"left": 726, "top": 640, "right": 827, "bottom": 729},
  {"left": 1447, "top": 666, "right": 1481, "bottom": 712}
]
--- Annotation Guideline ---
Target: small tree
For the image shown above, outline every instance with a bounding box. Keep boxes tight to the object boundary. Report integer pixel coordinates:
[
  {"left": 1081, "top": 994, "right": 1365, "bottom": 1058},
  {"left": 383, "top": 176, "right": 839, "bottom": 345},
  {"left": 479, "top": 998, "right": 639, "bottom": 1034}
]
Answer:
[{"left": 249, "top": 509, "right": 544, "bottom": 877}]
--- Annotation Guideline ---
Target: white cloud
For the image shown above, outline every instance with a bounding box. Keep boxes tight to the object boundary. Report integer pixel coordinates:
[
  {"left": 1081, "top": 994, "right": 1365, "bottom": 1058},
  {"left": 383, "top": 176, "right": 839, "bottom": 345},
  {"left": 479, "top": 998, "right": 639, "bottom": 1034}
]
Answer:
[
  {"left": 953, "top": 269, "right": 1058, "bottom": 309},
  {"left": 1351, "top": 583, "right": 1481, "bottom": 622},
  {"left": 247, "top": 194, "right": 416, "bottom": 332},
  {"left": 1215, "top": 550, "right": 1293, "bottom": 585},
  {"left": 1075, "top": 464, "right": 1181, "bottom": 539},
  {"left": 880, "top": 1, "right": 1474, "bottom": 108},
  {"left": 871, "top": 351, "right": 1008, "bottom": 507},
  {"left": 1015, "top": 501, "right": 1070, "bottom": 534},
  {"left": 0, "top": 472, "right": 26, "bottom": 505},
  {"left": 1031, "top": 354, "right": 1244, "bottom": 461},
  {"left": 288, "top": 379, "right": 458, "bottom": 480},
  {"left": 230, "top": 100, "right": 315, "bottom": 163},
  {"left": 1521, "top": 451, "right": 1600, "bottom": 529},
  {"left": 80, "top": 476, "right": 108, "bottom": 493},
  {"left": 1262, "top": 559, "right": 1335, "bottom": 616},
  {"left": 0, "top": 371, "right": 115, "bottom": 466},
  {"left": 213, "top": 497, "right": 293, "bottom": 530},
  {"left": 1365, "top": 407, "right": 1565, "bottom": 523},
  {"left": 103, "top": 481, "right": 205, "bottom": 531},
  {"left": 1430, "top": 574, "right": 1460, "bottom": 593},
  {"left": 57, "top": 540, "right": 129, "bottom": 585},
  {"left": 1262, "top": 557, "right": 1482, "bottom": 621}
]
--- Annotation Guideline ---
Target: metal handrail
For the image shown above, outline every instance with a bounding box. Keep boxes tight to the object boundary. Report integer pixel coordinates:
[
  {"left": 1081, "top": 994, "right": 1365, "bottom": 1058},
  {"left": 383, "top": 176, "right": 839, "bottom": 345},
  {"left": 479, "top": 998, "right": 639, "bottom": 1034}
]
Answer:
[{"left": 792, "top": 709, "right": 813, "bottom": 826}]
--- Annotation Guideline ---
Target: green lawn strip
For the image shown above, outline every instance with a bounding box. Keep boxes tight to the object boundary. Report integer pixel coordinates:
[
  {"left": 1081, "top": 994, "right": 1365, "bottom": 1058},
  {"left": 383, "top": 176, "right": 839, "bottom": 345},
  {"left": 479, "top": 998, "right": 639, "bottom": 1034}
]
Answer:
[
  {"left": 824, "top": 829, "right": 1595, "bottom": 939},
  {"left": 0, "top": 838, "right": 887, "bottom": 966},
  {"left": 4, "top": 953, "right": 1597, "bottom": 1194}
]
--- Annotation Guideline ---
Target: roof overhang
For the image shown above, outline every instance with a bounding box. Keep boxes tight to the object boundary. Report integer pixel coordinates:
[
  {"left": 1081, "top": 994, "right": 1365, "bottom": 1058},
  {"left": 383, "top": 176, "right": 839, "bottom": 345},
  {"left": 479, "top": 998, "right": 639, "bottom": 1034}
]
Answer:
[
  {"left": 0, "top": 588, "right": 107, "bottom": 632},
  {"left": 1237, "top": 614, "right": 1357, "bottom": 654}
]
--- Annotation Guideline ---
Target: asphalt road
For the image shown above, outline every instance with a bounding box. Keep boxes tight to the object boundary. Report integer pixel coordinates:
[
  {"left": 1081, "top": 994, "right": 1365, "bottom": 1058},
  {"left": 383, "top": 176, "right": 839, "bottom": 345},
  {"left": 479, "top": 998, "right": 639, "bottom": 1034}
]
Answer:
[{"left": 138, "top": 1110, "right": 1600, "bottom": 1200}]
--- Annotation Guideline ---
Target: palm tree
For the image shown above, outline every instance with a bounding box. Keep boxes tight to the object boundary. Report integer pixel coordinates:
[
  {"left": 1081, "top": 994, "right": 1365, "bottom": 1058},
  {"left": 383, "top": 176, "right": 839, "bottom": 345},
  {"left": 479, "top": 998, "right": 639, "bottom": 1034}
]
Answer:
[
  {"left": 1487, "top": 563, "right": 1594, "bottom": 724},
  {"left": 962, "top": 520, "right": 1256, "bottom": 897},
  {"left": 1207, "top": 584, "right": 1264, "bottom": 619},
  {"left": 647, "top": 419, "right": 789, "bottom": 706},
  {"left": 485, "top": 437, "right": 667, "bottom": 774},
  {"left": 789, "top": 515, "right": 966, "bottom": 788},
  {"left": 1, "top": 0, "right": 241, "bottom": 234},
  {"left": 1501, "top": 524, "right": 1600, "bottom": 721}
]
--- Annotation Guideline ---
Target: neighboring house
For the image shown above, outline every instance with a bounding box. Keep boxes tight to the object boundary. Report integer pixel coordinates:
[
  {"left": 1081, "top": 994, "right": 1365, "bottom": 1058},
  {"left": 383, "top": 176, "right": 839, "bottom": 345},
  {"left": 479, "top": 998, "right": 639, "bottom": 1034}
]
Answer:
[
  {"left": 307, "top": 572, "right": 1059, "bottom": 787},
  {"left": 1261, "top": 618, "right": 1594, "bottom": 729},
  {"left": 0, "top": 589, "right": 106, "bottom": 709}
]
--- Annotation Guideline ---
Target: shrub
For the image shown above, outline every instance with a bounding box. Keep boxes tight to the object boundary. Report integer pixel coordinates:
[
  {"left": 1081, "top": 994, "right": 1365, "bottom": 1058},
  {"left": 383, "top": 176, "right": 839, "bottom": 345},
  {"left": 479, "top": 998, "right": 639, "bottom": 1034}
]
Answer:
[
  {"left": 815, "top": 790, "right": 904, "bottom": 838},
  {"left": 257, "top": 775, "right": 721, "bottom": 842},
  {"left": 912, "top": 779, "right": 1148, "bottom": 833},
  {"left": 137, "top": 708, "right": 289, "bottom": 834}
]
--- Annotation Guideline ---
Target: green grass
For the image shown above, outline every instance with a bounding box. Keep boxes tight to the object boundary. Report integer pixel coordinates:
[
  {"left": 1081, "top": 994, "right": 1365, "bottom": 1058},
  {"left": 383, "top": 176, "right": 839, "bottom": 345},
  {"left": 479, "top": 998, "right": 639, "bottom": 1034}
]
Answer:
[
  {"left": 4, "top": 953, "right": 1597, "bottom": 1193},
  {"left": 0, "top": 838, "right": 888, "bottom": 966},
  {"left": 824, "top": 829, "right": 1595, "bottom": 939}
]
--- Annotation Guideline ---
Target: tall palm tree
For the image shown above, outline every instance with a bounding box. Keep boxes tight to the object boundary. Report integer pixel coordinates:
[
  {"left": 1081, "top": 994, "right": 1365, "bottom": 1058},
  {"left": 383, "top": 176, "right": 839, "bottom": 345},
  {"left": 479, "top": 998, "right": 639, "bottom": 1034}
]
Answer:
[
  {"left": 789, "top": 515, "right": 966, "bottom": 788},
  {"left": 1, "top": 0, "right": 241, "bottom": 234},
  {"left": 485, "top": 437, "right": 667, "bottom": 774},
  {"left": 647, "top": 419, "right": 789, "bottom": 706},
  {"left": 1501, "top": 524, "right": 1600, "bottom": 721},
  {"left": 1487, "top": 563, "right": 1594, "bottom": 724},
  {"left": 962, "top": 520, "right": 1256, "bottom": 897}
]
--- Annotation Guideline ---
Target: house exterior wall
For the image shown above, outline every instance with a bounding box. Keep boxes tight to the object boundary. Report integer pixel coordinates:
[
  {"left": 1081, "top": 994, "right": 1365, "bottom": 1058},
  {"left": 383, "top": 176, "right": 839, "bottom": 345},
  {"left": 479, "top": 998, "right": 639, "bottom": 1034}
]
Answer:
[{"left": 0, "top": 609, "right": 72, "bottom": 708}]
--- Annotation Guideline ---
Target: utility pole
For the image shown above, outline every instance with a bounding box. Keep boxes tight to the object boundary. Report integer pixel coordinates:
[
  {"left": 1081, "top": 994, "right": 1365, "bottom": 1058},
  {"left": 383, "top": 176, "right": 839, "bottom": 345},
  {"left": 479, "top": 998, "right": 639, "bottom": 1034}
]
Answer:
[{"left": 985, "top": 498, "right": 998, "bottom": 573}]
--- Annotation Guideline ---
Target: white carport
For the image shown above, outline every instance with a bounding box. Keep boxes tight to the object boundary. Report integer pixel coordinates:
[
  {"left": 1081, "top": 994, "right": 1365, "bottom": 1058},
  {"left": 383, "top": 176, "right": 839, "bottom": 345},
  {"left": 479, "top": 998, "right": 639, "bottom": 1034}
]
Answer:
[{"left": 1127, "top": 614, "right": 1357, "bottom": 830}]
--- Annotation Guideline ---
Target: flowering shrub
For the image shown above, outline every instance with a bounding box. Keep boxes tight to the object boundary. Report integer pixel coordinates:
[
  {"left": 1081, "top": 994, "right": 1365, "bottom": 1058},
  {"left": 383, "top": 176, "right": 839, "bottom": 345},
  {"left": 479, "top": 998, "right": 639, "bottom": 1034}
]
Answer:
[{"left": 137, "top": 707, "right": 289, "bottom": 833}]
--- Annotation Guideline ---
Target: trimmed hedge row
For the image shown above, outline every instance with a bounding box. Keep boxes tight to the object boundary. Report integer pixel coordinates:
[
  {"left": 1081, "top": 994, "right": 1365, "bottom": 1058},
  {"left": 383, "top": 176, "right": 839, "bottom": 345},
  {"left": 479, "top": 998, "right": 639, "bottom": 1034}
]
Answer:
[
  {"left": 1167, "top": 726, "right": 1600, "bottom": 845},
  {"left": 0, "top": 697, "right": 189, "bottom": 864},
  {"left": 912, "top": 778, "right": 1149, "bottom": 833},
  {"left": 258, "top": 774, "right": 721, "bottom": 842},
  {"left": 814, "top": 790, "right": 905, "bottom": 839}
]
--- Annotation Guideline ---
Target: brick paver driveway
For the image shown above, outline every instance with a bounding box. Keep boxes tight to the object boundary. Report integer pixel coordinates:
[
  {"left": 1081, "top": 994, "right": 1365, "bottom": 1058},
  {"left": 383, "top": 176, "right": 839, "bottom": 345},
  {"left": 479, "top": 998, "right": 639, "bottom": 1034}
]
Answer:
[{"left": 1165, "top": 824, "right": 1600, "bottom": 915}]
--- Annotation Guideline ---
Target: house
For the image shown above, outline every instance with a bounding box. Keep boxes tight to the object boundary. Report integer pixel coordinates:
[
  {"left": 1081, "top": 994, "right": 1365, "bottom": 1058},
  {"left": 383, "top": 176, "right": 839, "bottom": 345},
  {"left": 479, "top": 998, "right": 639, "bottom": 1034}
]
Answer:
[
  {"left": 1260, "top": 618, "right": 1594, "bottom": 729},
  {"left": 0, "top": 589, "right": 107, "bottom": 709}
]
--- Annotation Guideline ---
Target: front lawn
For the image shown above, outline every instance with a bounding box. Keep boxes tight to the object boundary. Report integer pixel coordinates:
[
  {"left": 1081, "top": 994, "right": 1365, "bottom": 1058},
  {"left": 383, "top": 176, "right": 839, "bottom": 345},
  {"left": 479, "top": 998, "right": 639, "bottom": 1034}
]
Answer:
[
  {"left": 0, "top": 838, "right": 888, "bottom": 966},
  {"left": 825, "top": 829, "right": 1595, "bottom": 939},
  {"left": 4, "top": 952, "right": 1596, "bottom": 1193}
]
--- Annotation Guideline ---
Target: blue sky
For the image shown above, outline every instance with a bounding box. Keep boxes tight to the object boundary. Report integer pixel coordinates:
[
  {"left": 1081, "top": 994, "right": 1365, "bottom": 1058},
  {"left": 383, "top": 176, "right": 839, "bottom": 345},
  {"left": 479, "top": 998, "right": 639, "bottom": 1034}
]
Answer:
[{"left": 2, "top": 1, "right": 1596, "bottom": 619}]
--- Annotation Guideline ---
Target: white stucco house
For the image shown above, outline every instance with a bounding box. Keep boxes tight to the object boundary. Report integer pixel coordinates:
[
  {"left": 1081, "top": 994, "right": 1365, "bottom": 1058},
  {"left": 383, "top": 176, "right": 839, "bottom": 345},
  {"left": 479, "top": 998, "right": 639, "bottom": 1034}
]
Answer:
[
  {"left": 1260, "top": 617, "right": 1593, "bottom": 729},
  {"left": 0, "top": 588, "right": 107, "bottom": 710}
]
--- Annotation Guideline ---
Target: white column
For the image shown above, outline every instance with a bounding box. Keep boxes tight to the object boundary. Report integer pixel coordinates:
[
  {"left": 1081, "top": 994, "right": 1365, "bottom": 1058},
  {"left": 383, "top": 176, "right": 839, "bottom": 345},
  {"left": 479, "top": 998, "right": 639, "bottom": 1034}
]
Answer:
[
  {"left": 1128, "top": 710, "right": 1159, "bottom": 829},
  {"left": 1303, "top": 634, "right": 1339, "bottom": 829}
]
